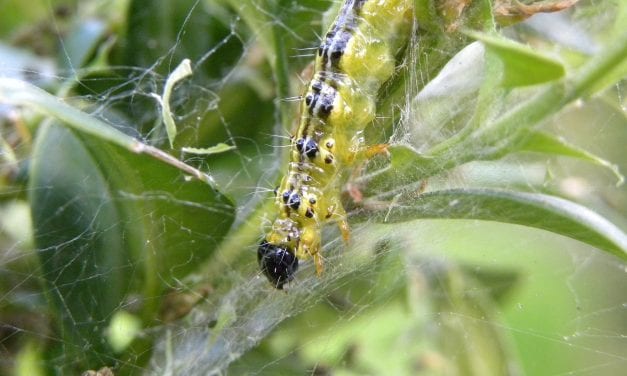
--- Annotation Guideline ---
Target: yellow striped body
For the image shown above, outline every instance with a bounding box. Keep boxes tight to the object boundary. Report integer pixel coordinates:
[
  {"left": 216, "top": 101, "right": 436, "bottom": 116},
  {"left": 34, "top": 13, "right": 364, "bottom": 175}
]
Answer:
[{"left": 259, "top": 0, "right": 413, "bottom": 288}]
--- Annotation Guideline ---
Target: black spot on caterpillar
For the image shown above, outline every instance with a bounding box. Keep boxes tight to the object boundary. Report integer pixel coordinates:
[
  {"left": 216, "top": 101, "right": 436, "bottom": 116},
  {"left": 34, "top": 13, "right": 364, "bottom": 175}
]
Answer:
[{"left": 258, "top": 0, "right": 413, "bottom": 289}]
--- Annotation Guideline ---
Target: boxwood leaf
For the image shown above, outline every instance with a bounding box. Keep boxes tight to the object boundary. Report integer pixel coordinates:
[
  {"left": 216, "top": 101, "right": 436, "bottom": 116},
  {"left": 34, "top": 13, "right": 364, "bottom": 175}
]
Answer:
[
  {"left": 466, "top": 30, "right": 566, "bottom": 87},
  {"left": 519, "top": 131, "right": 624, "bottom": 185},
  {"left": 356, "top": 188, "right": 627, "bottom": 261},
  {"left": 29, "top": 123, "right": 234, "bottom": 371}
]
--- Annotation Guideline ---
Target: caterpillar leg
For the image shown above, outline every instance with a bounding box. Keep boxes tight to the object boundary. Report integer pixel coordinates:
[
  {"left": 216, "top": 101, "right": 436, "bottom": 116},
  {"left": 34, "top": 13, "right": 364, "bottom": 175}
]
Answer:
[
  {"left": 345, "top": 143, "right": 390, "bottom": 165},
  {"left": 313, "top": 253, "right": 324, "bottom": 276},
  {"left": 364, "top": 143, "right": 390, "bottom": 159},
  {"left": 297, "top": 224, "right": 323, "bottom": 274},
  {"left": 347, "top": 182, "right": 364, "bottom": 203},
  {"left": 326, "top": 199, "right": 350, "bottom": 242},
  {"left": 347, "top": 143, "right": 391, "bottom": 203},
  {"left": 339, "top": 219, "right": 350, "bottom": 242}
]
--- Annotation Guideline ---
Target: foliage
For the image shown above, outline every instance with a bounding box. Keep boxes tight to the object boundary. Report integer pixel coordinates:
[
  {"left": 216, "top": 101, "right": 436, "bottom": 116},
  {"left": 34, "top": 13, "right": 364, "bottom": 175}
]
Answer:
[{"left": 0, "top": 0, "right": 625, "bottom": 374}]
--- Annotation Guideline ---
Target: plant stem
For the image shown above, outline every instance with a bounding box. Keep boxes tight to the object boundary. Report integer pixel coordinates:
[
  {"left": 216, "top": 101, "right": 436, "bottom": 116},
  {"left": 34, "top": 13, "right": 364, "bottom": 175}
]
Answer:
[
  {"left": 0, "top": 78, "right": 216, "bottom": 187},
  {"left": 568, "top": 30, "right": 627, "bottom": 101}
]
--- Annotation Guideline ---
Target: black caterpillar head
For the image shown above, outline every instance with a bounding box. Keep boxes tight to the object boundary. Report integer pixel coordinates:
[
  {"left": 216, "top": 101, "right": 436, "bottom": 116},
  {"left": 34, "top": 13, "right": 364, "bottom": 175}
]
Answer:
[{"left": 257, "top": 241, "right": 299, "bottom": 289}]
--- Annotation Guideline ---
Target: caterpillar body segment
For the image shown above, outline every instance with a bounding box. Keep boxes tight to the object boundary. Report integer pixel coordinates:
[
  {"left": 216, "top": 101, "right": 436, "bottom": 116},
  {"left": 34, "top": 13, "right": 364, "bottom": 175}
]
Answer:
[{"left": 258, "top": 0, "right": 413, "bottom": 289}]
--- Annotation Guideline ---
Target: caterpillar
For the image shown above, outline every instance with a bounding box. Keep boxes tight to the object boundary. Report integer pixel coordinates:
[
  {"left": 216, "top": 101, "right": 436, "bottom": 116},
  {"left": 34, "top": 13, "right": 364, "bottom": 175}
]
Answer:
[{"left": 258, "top": 0, "right": 413, "bottom": 289}]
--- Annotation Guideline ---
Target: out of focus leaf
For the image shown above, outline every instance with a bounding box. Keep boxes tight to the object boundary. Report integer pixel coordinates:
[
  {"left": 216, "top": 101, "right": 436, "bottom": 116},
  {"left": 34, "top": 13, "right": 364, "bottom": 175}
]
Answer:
[
  {"left": 59, "top": 18, "right": 107, "bottom": 70},
  {"left": 106, "top": 310, "right": 142, "bottom": 353},
  {"left": 160, "top": 58, "right": 192, "bottom": 147},
  {"left": 29, "top": 123, "right": 234, "bottom": 371},
  {"left": 461, "top": 266, "right": 521, "bottom": 304},
  {"left": 0, "top": 43, "right": 55, "bottom": 86},
  {"left": 426, "top": 263, "right": 522, "bottom": 375},
  {"left": 14, "top": 341, "right": 45, "bottom": 376},
  {"left": 519, "top": 131, "right": 624, "bottom": 185},
  {"left": 123, "top": 0, "right": 238, "bottom": 78},
  {"left": 29, "top": 124, "right": 133, "bottom": 369}
]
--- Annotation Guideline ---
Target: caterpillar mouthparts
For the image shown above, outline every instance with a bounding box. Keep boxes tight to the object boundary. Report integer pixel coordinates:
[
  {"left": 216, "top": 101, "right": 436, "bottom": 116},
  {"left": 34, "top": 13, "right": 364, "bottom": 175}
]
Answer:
[{"left": 257, "top": 241, "right": 299, "bottom": 289}]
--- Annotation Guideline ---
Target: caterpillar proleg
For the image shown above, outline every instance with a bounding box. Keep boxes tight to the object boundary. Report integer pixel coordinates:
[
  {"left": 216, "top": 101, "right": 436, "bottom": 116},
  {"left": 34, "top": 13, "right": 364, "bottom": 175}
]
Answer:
[{"left": 258, "top": 0, "right": 413, "bottom": 288}]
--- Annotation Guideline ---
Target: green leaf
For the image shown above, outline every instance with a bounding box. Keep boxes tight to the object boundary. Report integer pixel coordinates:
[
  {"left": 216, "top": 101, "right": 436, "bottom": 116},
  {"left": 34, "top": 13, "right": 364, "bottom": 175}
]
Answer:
[
  {"left": 519, "top": 131, "right": 624, "bottom": 186},
  {"left": 366, "top": 145, "right": 440, "bottom": 193},
  {"left": 415, "top": 41, "right": 507, "bottom": 156},
  {"left": 182, "top": 143, "right": 236, "bottom": 155},
  {"left": 356, "top": 188, "right": 627, "bottom": 261},
  {"left": 462, "top": 266, "right": 521, "bottom": 304},
  {"left": 29, "top": 123, "right": 234, "bottom": 370},
  {"left": 408, "top": 42, "right": 487, "bottom": 149},
  {"left": 160, "top": 58, "right": 193, "bottom": 147},
  {"left": 0, "top": 43, "right": 55, "bottom": 86},
  {"left": 59, "top": 19, "right": 107, "bottom": 70},
  {"left": 123, "top": 0, "right": 238, "bottom": 78},
  {"left": 426, "top": 263, "right": 523, "bottom": 375},
  {"left": 29, "top": 125, "right": 133, "bottom": 368},
  {"left": 0, "top": 77, "right": 137, "bottom": 150},
  {"left": 392, "top": 29, "right": 626, "bottom": 188},
  {"left": 466, "top": 30, "right": 566, "bottom": 87},
  {"left": 0, "top": 77, "right": 219, "bottom": 187}
]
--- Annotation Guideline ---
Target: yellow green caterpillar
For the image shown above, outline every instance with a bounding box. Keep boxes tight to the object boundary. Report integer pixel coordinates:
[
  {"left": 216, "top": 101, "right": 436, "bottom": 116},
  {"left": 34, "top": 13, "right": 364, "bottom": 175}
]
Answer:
[{"left": 258, "top": 0, "right": 413, "bottom": 288}]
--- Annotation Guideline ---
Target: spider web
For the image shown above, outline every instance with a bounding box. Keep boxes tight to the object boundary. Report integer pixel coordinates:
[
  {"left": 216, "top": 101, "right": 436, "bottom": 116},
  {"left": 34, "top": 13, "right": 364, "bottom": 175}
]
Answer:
[{"left": 0, "top": 0, "right": 626, "bottom": 375}]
